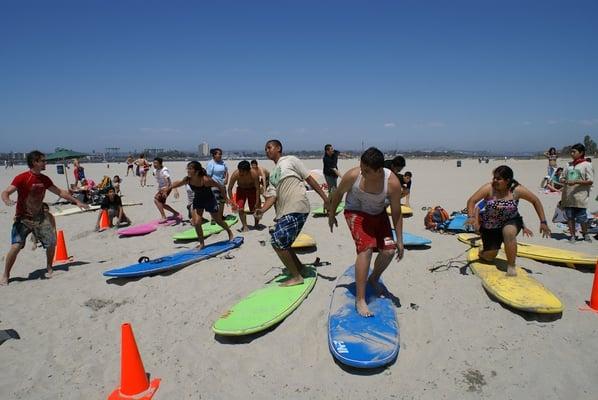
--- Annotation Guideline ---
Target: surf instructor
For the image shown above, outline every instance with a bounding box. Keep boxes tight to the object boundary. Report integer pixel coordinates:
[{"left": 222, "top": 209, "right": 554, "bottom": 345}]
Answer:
[
  {"left": 1, "top": 150, "right": 89, "bottom": 286},
  {"left": 255, "top": 139, "right": 329, "bottom": 287},
  {"left": 328, "top": 147, "right": 404, "bottom": 317},
  {"left": 465, "top": 165, "right": 551, "bottom": 277}
]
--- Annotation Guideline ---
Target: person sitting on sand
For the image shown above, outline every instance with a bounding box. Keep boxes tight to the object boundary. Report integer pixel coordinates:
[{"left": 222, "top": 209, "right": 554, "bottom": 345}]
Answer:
[
  {"left": 544, "top": 168, "right": 564, "bottom": 192},
  {"left": 384, "top": 155, "right": 411, "bottom": 203},
  {"left": 95, "top": 187, "right": 131, "bottom": 230},
  {"left": 465, "top": 165, "right": 551, "bottom": 277},
  {"left": 255, "top": 139, "right": 329, "bottom": 287},
  {"left": 112, "top": 175, "right": 121, "bottom": 195},
  {"left": 227, "top": 160, "right": 261, "bottom": 232},
  {"left": 544, "top": 147, "right": 558, "bottom": 178},
  {"left": 328, "top": 147, "right": 404, "bottom": 317},
  {"left": 171, "top": 161, "right": 234, "bottom": 249},
  {"left": 1, "top": 150, "right": 89, "bottom": 285}
]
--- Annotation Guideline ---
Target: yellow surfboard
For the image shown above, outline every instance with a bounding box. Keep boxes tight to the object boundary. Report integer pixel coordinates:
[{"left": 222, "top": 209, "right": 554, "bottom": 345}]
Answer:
[
  {"left": 291, "top": 233, "right": 316, "bottom": 249},
  {"left": 467, "top": 248, "right": 564, "bottom": 314},
  {"left": 458, "top": 233, "right": 596, "bottom": 269},
  {"left": 386, "top": 205, "right": 413, "bottom": 216}
]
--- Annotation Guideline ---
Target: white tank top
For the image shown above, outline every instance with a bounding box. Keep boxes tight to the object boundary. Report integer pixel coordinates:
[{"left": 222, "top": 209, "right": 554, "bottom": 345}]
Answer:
[{"left": 345, "top": 168, "right": 391, "bottom": 215}]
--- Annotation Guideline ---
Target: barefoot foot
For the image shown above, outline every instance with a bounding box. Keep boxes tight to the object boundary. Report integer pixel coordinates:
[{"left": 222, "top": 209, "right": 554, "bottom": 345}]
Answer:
[
  {"left": 356, "top": 299, "right": 374, "bottom": 317},
  {"left": 368, "top": 275, "right": 387, "bottom": 297},
  {"left": 0, "top": 275, "right": 8, "bottom": 286},
  {"left": 279, "top": 276, "right": 304, "bottom": 287},
  {"left": 45, "top": 269, "right": 53, "bottom": 279},
  {"left": 506, "top": 265, "right": 517, "bottom": 277}
]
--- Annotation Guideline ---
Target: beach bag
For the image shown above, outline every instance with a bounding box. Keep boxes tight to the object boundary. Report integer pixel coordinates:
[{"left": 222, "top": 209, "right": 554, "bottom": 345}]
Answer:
[
  {"left": 424, "top": 206, "right": 450, "bottom": 230},
  {"left": 96, "top": 176, "right": 112, "bottom": 191}
]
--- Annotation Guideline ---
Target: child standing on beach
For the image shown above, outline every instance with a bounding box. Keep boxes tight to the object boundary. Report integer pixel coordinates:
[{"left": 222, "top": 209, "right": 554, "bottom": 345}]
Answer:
[
  {"left": 153, "top": 157, "right": 180, "bottom": 222},
  {"left": 227, "top": 160, "right": 261, "bottom": 232},
  {"left": 560, "top": 143, "right": 594, "bottom": 243},
  {"left": 328, "top": 147, "right": 404, "bottom": 317}
]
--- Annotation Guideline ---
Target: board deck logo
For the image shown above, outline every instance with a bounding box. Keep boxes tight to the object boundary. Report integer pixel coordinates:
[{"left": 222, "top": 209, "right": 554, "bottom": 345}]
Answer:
[{"left": 333, "top": 340, "right": 349, "bottom": 354}]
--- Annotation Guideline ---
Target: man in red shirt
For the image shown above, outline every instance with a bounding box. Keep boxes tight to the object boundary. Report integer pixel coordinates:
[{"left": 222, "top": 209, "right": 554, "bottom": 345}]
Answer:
[{"left": 1, "top": 150, "right": 89, "bottom": 285}]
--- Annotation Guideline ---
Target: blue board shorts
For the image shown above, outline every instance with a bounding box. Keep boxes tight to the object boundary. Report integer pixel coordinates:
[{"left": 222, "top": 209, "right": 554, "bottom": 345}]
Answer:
[
  {"left": 564, "top": 207, "right": 587, "bottom": 224},
  {"left": 270, "top": 213, "right": 308, "bottom": 250},
  {"left": 11, "top": 216, "right": 56, "bottom": 249}
]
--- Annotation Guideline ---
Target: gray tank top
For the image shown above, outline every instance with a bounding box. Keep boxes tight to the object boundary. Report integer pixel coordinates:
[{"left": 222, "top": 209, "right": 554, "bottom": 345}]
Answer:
[{"left": 345, "top": 168, "right": 391, "bottom": 215}]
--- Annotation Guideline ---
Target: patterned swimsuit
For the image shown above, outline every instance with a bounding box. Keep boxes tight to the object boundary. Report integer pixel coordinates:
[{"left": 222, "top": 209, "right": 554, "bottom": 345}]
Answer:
[{"left": 480, "top": 196, "right": 520, "bottom": 230}]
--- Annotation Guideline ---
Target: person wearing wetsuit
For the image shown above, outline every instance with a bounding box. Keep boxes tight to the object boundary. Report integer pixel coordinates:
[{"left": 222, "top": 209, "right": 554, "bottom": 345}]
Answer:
[{"left": 466, "top": 165, "right": 551, "bottom": 277}]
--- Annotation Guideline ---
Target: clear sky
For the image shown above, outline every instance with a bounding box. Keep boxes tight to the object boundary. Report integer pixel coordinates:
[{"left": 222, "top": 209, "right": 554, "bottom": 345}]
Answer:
[{"left": 1, "top": 1, "right": 597, "bottom": 153}]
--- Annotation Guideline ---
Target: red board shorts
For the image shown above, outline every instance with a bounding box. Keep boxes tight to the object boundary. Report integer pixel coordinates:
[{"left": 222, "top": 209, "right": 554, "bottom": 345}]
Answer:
[
  {"left": 235, "top": 187, "right": 257, "bottom": 212},
  {"left": 344, "top": 210, "right": 396, "bottom": 254}
]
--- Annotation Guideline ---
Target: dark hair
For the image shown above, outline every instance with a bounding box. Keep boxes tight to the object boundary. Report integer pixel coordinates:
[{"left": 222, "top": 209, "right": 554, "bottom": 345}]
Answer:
[
  {"left": 139, "top": 154, "right": 145, "bottom": 158},
  {"left": 113, "top": 175, "right": 121, "bottom": 182},
  {"left": 153, "top": 157, "right": 163, "bottom": 165},
  {"left": 390, "top": 155, "right": 406, "bottom": 170},
  {"left": 210, "top": 148, "right": 222, "bottom": 157},
  {"left": 238, "top": 160, "right": 251, "bottom": 171},
  {"left": 404, "top": 171, "right": 412, "bottom": 177},
  {"left": 250, "top": 159, "right": 258, "bottom": 166},
  {"left": 187, "top": 161, "right": 206, "bottom": 176},
  {"left": 266, "top": 139, "right": 283, "bottom": 152},
  {"left": 27, "top": 150, "right": 45, "bottom": 168},
  {"left": 493, "top": 165, "right": 519, "bottom": 191},
  {"left": 42, "top": 202, "right": 50, "bottom": 211},
  {"left": 107, "top": 187, "right": 116, "bottom": 193},
  {"left": 360, "top": 147, "right": 384, "bottom": 170},
  {"left": 555, "top": 167, "right": 563, "bottom": 174},
  {"left": 324, "top": 144, "right": 333, "bottom": 152},
  {"left": 571, "top": 143, "right": 586, "bottom": 156},
  {"left": 548, "top": 147, "right": 557, "bottom": 154}
]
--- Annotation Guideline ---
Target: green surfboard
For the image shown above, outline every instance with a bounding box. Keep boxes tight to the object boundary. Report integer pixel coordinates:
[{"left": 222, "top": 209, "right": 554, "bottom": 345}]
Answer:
[
  {"left": 213, "top": 266, "right": 317, "bottom": 336},
  {"left": 312, "top": 201, "right": 344, "bottom": 217},
  {"left": 172, "top": 215, "right": 239, "bottom": 240}
]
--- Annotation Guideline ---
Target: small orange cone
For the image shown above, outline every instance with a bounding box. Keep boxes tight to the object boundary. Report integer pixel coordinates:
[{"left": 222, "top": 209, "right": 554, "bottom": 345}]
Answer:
[
  {"left": 99, "top": 210, "right": 110, "bottom": 231},
  {"left": 580, "top": 259, "right": 598, "bottom": 313},
  {"left": 588, "top": 260, "right": 598, "bottom": 311},
  {"left": 108, "top": 323, "right": 160, "bottom": 400},
  {"left": 53, "top": 230, "right": 73, "bottom": 265}
]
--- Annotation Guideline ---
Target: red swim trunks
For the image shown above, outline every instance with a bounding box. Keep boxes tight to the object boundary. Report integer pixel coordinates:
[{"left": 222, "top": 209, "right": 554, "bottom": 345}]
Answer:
[
  {"left": 344, "top": 210, "right": 396, "bottom": 253},
  {"left": 235, "top": 187, "right": 258, "bottom": 212}
]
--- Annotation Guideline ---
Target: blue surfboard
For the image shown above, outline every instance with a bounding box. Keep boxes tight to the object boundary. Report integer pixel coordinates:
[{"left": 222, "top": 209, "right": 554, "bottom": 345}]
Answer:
[
  {"left": 392, "top": 230, "right": 432, "bottom": 246},
  {"left": 446, "top": 213, "right": 472, "bottom": 232},
  {"left": 328, "top": 266, "right": 400, "bottom": 368},
  {"left": 103, "top": 237, "right": 244, "bottom": 278}
]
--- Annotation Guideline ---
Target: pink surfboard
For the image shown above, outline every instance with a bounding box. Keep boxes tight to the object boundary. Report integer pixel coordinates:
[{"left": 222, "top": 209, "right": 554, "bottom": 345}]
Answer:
[{"left": 118, "top": 215, "right": 182, "bottom": 237}]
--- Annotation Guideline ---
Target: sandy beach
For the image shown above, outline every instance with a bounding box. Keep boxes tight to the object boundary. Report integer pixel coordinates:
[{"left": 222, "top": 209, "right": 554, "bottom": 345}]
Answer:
[{"left": 0, "top": 157, "right": 596, "bottom": 400}]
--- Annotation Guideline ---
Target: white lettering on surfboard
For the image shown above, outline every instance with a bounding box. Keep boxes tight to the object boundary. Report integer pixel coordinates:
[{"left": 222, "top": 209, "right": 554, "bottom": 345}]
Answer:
[{"left": 333, "top": 340, "right": 349, "bottom": 354}]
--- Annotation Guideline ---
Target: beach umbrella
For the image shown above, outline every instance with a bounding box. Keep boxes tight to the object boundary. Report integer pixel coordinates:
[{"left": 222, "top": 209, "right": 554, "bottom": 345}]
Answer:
[{"left": 45, "top": 148, "right": 88, "bottom": 186}]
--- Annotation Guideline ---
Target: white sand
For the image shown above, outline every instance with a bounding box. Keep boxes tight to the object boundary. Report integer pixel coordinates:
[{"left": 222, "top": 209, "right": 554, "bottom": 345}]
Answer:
[{"left": 0, "top": 158, "right": 596, "bottom": 399}]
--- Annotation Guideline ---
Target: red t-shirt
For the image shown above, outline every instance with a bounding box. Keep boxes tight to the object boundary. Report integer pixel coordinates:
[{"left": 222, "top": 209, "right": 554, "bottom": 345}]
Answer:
[{"left": 11, "top": 171, "right": 54, "bottom": 218}]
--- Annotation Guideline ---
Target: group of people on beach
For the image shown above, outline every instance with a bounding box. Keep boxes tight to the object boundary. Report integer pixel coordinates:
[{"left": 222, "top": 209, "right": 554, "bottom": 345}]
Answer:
[{"left": 1, "top": 141, "right": 594, "bottom": 318}]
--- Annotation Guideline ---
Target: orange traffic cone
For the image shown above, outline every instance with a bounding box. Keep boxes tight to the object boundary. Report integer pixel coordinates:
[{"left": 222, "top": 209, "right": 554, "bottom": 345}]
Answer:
[
  {"left": 588, "top": 260, "right": 598, "bottom": 311},
  {"left": 53, "top": 230, "right": 73, "bottom": 265},
  {"left": 99, "top": 210, "right": 110, "bottom": 231},
  {"left": 580, "top": 259, "right": 598, "bottom": 313},
  {"left": 108, "top": 323, "right": 160, "bottom": 400}
]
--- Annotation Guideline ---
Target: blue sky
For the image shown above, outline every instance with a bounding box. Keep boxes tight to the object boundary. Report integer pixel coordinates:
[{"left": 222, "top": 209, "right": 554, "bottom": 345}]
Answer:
[{"left": 1, "top": 1, "right": 597, "bottom": 153}]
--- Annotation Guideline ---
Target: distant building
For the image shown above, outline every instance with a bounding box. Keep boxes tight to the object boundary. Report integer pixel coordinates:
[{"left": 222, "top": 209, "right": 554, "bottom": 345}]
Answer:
[{"left": 199, "top": 142, "right": 209, "bottom": 157}]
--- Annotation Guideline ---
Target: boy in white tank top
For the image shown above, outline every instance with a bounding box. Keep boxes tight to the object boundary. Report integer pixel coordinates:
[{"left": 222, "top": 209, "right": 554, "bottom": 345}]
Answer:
[{"left": 328, "top": 147, "right": 404, "bottom": 317}]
